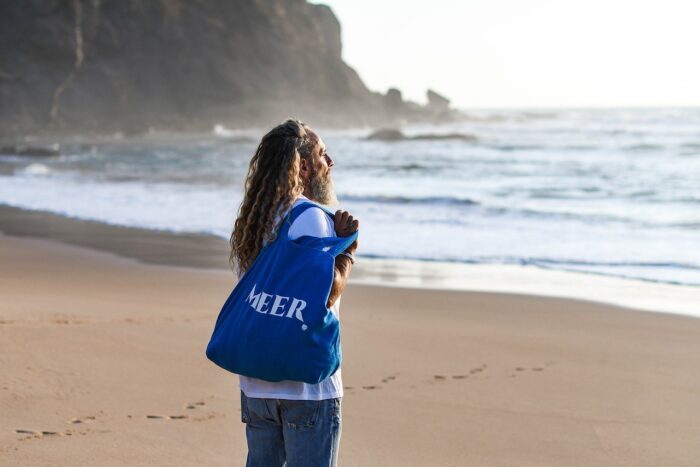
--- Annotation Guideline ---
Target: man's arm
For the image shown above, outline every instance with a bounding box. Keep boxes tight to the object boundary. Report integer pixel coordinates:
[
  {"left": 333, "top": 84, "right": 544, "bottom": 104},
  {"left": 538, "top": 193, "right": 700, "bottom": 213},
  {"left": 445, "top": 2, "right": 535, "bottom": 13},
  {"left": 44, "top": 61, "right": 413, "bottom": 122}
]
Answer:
[{"left": 327, "top": 211, "right": 359, "bottom": 308}]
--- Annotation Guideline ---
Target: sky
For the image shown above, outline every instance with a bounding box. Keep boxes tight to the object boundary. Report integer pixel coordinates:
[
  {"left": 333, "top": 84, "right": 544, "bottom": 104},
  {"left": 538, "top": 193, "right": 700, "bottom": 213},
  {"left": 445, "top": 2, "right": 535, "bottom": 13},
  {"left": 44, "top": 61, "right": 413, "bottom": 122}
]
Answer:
[{"left": 316, "top": 0, "right": 700, "bottom": 109}]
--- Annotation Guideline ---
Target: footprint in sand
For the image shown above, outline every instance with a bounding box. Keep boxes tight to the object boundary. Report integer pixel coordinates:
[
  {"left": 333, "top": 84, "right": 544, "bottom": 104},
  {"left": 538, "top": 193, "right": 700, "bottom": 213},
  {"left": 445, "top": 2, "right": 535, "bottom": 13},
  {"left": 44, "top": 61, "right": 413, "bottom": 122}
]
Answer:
[
  {"left": 68, "top": 415, "right": 96, "bottom": 424},
  {"left": 186, "top": 401, "right": 206, "bottom": 410},
  {"left": 515, "top": 366, "right": 546, "bottom": 372},
  {"left": 16, "top": 425, "right": 110, "bottom": 441},
  {"left": 432, "top": 364, "right": 489, "bottom": 382},
  {"left": 16, "top": 429, "right": 70, "bottom": 440},
  {"left": 381, "top": 374, "right": 398, "bottom": 384},
  {"left": 351, "top": 375, "right": 400, "bottom": 392},
  {"left": 510, "top": 365, "right": 547, "bottom": 377},
  {"left": 146, "top": 414, "right": 189, "bottom": 420},
  {"left": 52, "top": 318, "right": 85, "bottom": 325}
]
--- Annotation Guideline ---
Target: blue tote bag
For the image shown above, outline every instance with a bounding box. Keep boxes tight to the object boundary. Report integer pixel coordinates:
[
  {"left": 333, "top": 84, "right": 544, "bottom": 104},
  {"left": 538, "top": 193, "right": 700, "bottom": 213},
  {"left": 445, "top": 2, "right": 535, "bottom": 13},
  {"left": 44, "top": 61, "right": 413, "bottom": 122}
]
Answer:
[{"left": 206, "top": 201, "right": 359, "bottom": 384}]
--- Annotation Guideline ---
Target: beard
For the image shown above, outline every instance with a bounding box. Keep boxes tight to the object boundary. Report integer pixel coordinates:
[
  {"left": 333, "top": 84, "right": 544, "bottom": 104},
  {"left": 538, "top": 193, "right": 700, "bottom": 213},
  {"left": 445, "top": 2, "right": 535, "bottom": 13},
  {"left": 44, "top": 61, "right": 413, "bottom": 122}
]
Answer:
[{"left": 308, "top": 165, "right": 338, "bottom": 206}]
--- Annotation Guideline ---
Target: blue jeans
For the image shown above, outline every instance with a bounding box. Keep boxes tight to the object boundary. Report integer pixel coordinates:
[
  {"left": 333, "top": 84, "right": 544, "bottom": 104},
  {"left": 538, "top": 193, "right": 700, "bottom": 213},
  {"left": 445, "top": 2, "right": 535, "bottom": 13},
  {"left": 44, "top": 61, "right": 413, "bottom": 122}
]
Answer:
[{"left": 240, "top": 390, "right": 342, "bottom": 467}]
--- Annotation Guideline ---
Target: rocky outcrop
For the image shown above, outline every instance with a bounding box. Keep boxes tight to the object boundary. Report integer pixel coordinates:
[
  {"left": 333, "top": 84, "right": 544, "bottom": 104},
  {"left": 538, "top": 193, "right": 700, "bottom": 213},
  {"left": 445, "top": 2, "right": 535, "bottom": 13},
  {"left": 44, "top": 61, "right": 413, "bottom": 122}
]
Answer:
[
  {"left": 384, "top": 88, "right": 405, "bottom": 115},
  {"left": 427, "top": 89, "right": 450, "bottom": 111},
  {"left": 0, "top": 0, "right": 463, "bottom": 138}
]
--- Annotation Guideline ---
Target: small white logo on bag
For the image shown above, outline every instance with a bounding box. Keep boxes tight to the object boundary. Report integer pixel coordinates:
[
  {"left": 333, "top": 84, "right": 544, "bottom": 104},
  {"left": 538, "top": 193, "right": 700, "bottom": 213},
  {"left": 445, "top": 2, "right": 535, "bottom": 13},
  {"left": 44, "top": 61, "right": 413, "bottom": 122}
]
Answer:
[{"left": 245, "top": 283, "right": 306, "bottom": 324}]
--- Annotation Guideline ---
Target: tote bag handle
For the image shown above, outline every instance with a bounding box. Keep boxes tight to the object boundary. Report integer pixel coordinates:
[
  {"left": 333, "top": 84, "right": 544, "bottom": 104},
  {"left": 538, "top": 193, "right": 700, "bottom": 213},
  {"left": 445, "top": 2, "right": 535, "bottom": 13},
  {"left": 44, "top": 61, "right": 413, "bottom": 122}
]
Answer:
[{"left": 284, "top": 201, "right": 359, "bottom": 257}]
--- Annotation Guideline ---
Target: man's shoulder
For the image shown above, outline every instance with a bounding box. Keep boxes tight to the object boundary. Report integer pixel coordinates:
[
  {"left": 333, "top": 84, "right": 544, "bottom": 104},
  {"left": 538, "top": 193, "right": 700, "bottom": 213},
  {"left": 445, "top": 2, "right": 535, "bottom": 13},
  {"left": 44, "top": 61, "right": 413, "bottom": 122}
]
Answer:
[{"left": 288, "top": 202, "right": 335, "bottom": 240}]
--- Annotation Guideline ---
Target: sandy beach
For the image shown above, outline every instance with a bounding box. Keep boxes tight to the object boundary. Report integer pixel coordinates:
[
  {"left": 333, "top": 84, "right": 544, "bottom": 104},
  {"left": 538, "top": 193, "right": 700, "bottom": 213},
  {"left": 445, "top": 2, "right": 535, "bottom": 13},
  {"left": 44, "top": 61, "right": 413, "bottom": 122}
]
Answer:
[{"left": 2, "top": 209, "right": 700, "bottom": 466}]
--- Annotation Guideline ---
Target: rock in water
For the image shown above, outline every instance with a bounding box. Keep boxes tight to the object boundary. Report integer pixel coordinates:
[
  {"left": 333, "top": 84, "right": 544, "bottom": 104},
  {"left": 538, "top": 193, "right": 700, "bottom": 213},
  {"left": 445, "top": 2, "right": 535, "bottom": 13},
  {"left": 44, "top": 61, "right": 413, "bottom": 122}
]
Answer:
[
  {"left": 0, "top": 145, "right": 60, "bottom": 157},
  {"left": 367, "top": 129, "right": 406, "bottom": 141},
  {"left": 411, "top": 133, "right": 476, "bottom": 141}
]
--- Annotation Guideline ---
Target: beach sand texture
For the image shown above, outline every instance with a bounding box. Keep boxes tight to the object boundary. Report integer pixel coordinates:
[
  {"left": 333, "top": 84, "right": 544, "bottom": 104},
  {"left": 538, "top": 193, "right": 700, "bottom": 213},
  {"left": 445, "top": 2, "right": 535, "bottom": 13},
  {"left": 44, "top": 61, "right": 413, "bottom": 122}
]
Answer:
[{"left": 1, "top": 229, "right": 700, "bottom": 466}]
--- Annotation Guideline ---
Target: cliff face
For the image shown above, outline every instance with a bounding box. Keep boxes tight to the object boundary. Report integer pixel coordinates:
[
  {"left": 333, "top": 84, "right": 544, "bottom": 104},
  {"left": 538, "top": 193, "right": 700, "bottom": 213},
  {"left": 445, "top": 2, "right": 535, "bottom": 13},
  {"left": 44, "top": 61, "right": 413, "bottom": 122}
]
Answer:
[{"left": 1, "top": 0, "right": 396, "bottom": 136}]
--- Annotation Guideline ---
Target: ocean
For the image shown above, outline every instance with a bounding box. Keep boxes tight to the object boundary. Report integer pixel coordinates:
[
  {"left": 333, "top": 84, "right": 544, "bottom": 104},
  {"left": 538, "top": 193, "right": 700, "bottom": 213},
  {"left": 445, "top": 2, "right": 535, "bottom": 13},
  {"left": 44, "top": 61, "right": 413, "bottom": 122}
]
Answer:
[{"left": 1, "top": 108, "right": 699, "bottom": 286}]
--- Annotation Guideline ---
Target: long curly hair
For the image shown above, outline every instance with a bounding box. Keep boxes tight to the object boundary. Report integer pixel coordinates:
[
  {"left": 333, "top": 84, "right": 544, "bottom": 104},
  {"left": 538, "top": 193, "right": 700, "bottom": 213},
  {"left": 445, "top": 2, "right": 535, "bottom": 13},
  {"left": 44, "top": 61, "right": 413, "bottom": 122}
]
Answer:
[{"left": 229, "top": 119, "right": 317, "bottom": 275}]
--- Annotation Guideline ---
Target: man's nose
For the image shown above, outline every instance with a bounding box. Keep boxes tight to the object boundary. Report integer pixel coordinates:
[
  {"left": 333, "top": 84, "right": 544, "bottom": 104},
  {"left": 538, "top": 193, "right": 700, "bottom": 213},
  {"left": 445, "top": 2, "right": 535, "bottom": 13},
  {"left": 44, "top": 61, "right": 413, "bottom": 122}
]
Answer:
[{"left": 326, "top": 154, "right": 334, "bottom": 167}]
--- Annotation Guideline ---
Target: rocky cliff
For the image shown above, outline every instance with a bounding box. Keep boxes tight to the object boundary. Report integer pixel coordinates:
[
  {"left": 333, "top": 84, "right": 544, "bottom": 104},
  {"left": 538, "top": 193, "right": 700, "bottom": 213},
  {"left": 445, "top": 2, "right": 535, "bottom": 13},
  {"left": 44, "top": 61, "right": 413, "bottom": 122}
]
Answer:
[{"left": 0, "top": 0, "right": 459, "bottom": 137}]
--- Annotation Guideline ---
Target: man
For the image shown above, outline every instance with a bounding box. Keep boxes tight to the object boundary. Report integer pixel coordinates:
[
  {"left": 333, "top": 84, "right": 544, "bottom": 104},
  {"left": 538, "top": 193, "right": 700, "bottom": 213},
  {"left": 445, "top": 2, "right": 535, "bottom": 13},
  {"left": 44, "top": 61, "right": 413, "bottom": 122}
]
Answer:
[{"left": 228, "top": 119, "right": 359, "bottom": 466}]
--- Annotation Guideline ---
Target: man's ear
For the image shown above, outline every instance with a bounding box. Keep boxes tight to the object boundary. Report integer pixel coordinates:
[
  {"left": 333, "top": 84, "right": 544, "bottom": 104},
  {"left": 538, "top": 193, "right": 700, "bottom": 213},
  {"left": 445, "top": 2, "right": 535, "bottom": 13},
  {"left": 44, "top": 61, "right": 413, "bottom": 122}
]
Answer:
[{"left": 299, "top": 157, "right": 309, "bottom": 178}]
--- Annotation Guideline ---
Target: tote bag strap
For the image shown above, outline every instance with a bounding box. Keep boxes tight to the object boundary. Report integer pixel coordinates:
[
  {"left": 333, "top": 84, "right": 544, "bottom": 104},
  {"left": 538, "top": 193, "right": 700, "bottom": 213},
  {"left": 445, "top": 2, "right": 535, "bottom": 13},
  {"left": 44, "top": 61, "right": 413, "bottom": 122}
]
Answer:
[{"left": 285, "top": 201, "right": 359, "bottom": 257}]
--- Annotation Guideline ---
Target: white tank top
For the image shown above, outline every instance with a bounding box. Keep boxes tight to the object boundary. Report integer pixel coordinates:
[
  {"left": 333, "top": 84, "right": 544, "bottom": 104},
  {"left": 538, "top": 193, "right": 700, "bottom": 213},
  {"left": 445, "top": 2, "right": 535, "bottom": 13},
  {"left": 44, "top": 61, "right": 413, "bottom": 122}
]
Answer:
[{"left": 238, "top": 195, "right": 343, "bottom": 400}]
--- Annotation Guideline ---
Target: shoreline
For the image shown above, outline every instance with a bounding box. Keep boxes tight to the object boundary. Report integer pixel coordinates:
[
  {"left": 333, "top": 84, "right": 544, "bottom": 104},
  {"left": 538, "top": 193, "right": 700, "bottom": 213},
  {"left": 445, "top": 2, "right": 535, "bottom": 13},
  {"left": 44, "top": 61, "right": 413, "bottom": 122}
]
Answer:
[{"left": 1, "top": 204, "right": 698, "bottom": 319}]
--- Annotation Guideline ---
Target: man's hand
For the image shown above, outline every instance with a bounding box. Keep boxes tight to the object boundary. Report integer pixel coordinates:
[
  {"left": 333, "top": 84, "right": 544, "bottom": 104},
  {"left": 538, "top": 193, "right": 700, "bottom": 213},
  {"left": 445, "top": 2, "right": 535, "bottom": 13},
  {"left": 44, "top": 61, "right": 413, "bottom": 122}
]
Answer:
[
  {"left": 333, "top": 210, "right": 359, "bottom": 255},
  {"left": 327, "top": 210, "right": 359, "bottom": 308},
  {"left": 334, "top": 210, "right": 359, "bottom": 238}
]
